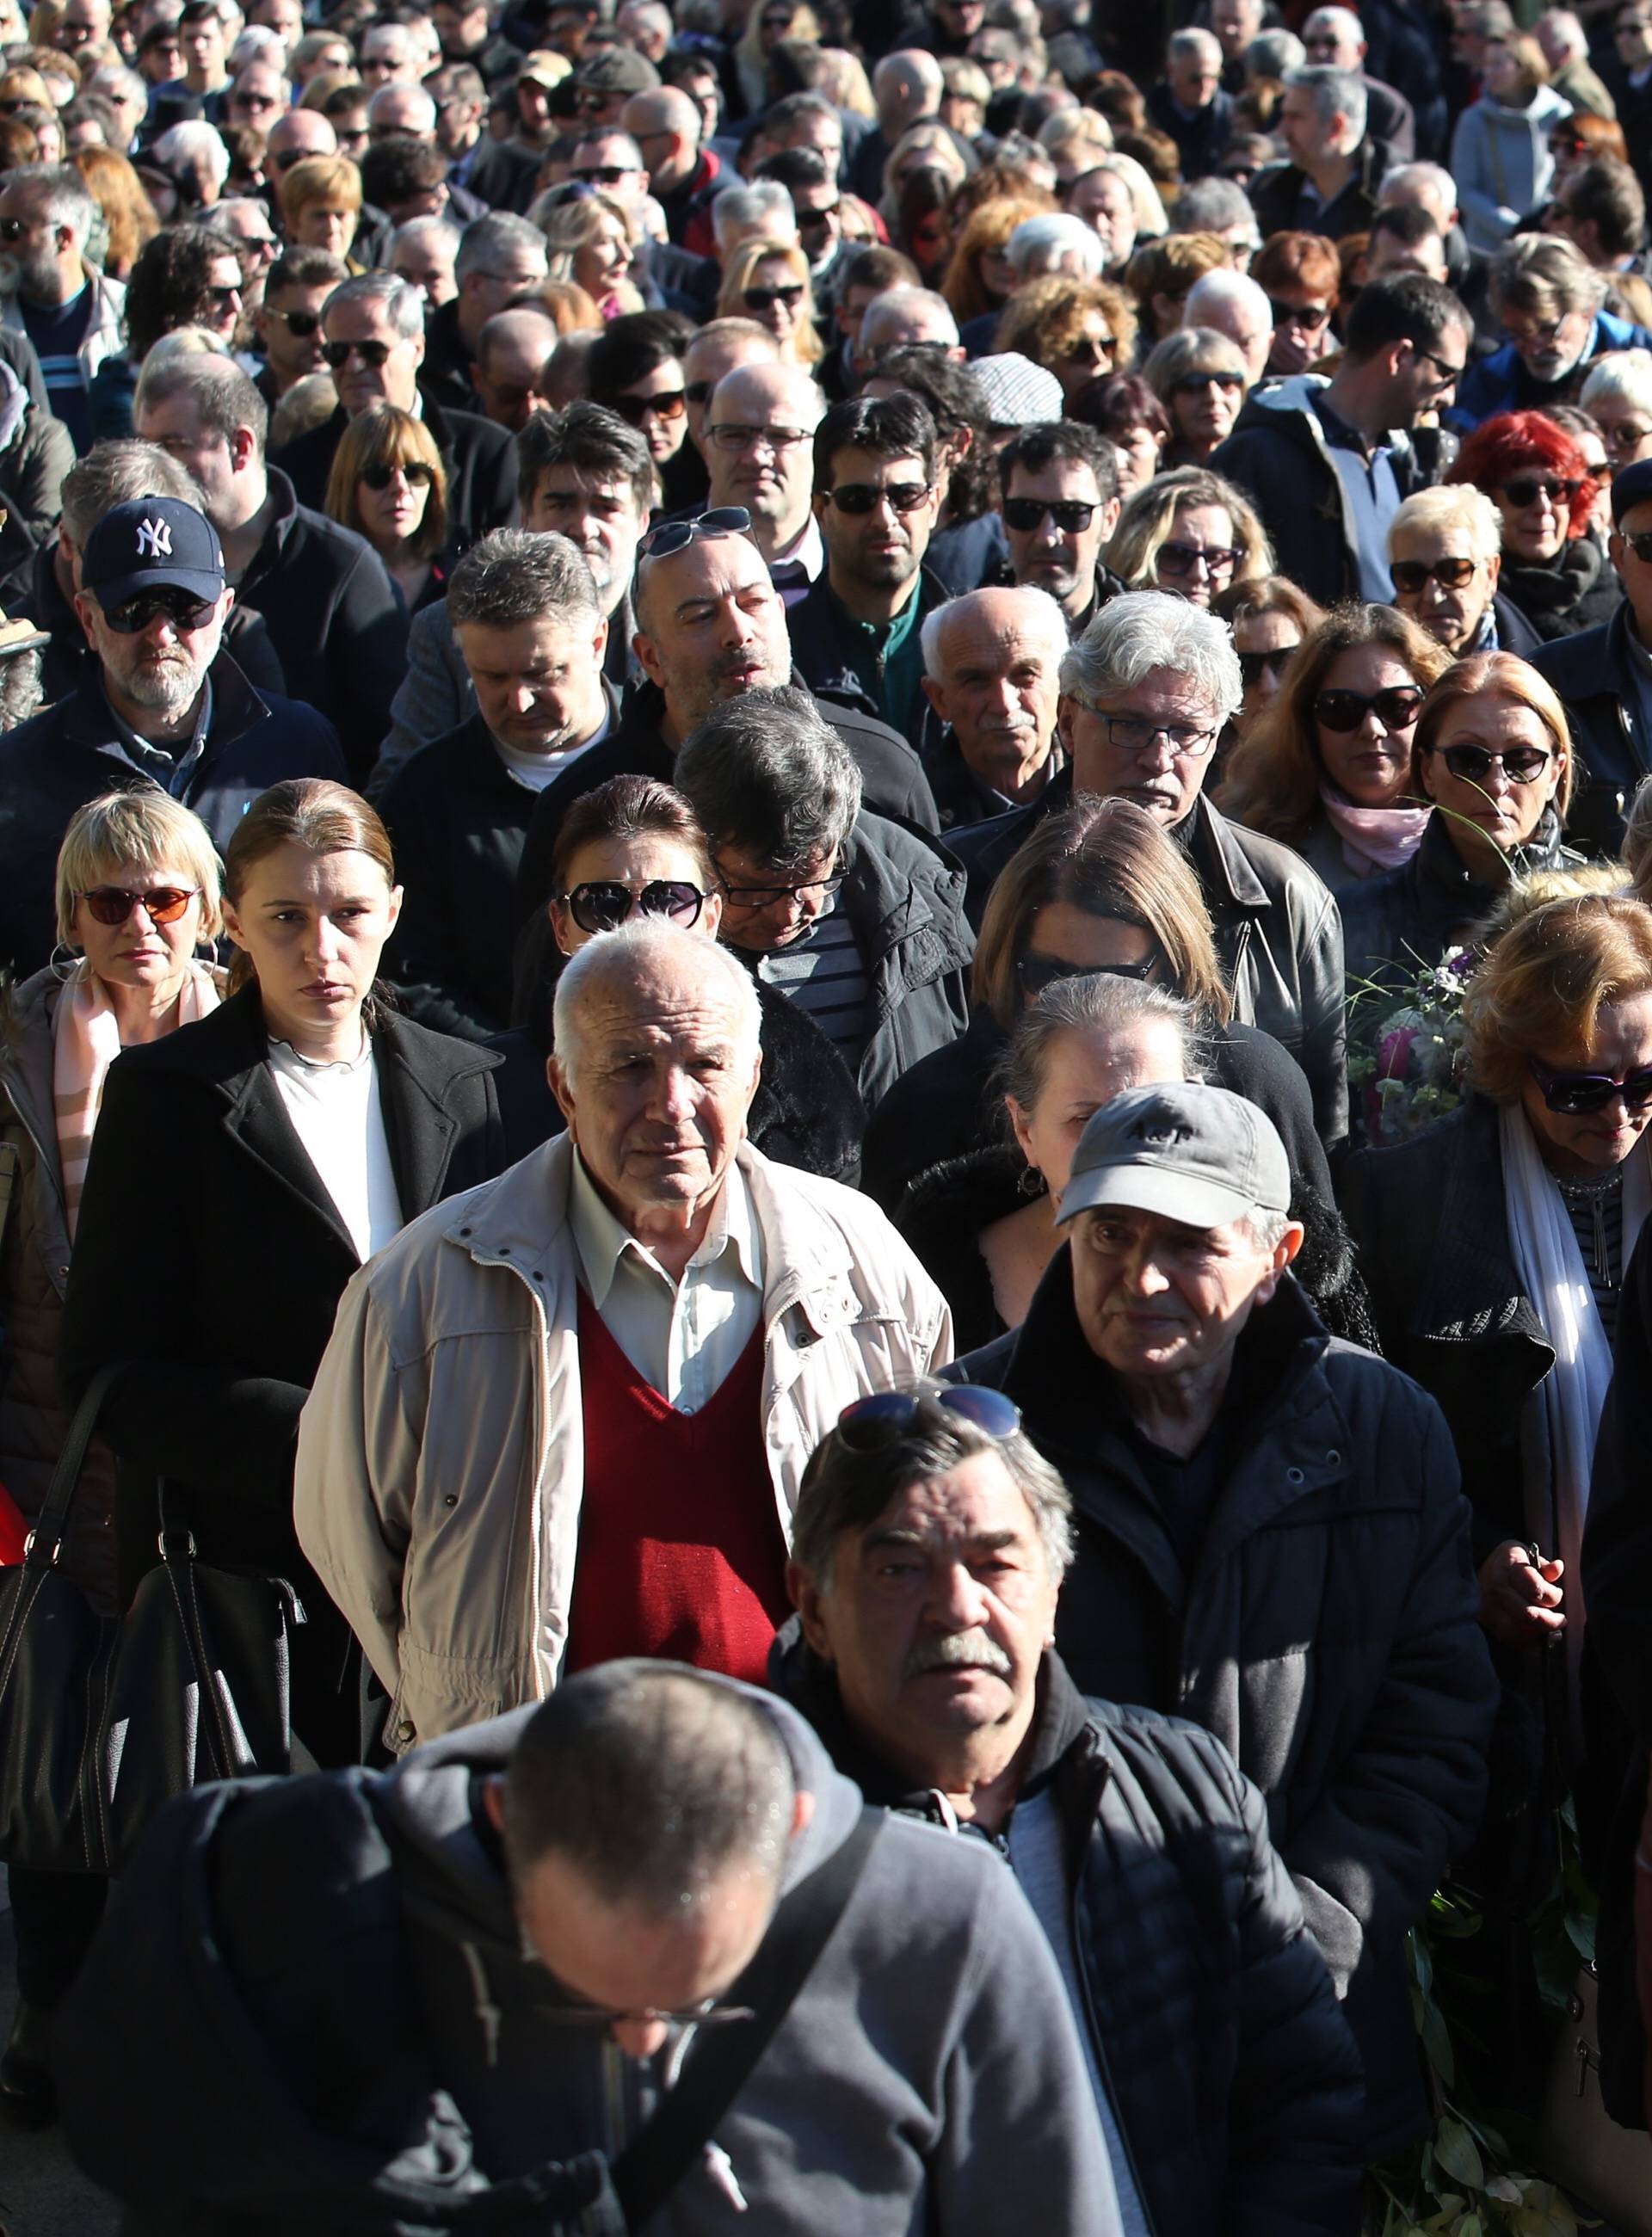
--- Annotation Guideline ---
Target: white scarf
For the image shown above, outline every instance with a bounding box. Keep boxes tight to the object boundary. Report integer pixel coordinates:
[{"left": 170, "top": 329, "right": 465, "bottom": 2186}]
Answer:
[{"left": 1498, "top": 1103, "right": 1652, "bottom": 1661}]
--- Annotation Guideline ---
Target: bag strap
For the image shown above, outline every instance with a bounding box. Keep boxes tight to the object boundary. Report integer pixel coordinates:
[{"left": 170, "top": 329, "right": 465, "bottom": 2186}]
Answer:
[
  {"left": 609, "top": 1807, "right": 882, "bottom": 2232},
  {"left": 0, "top": 1138, "right": 20, "bottom": 1267},
  {"left": 23, "top": 1358, "right": 132, "bottom": 1566}
]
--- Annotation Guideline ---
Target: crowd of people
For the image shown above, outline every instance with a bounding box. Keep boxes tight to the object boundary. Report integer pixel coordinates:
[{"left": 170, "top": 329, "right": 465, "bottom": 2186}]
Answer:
[{"left": 4, "top": 0, "right": 1652, "bottom": 2226}]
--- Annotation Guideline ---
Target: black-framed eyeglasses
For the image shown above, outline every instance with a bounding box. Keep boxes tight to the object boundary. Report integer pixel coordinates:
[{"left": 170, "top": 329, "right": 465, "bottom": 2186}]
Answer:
[
  {"left": 1410, "top": 344, "right": 1465, "bottom": 393},
  {"left": 99, "top": 589, "right": 219, "bottom": 634},
  {"left": 1015, "top": 947, "right": 1161, "bottom": 997},
  {"left": 1390, "top": 556, "right": 1478, "bottom": 594},
  {"left": 321, "top": 338, "right": 392, "bottom": 369},
  {"left": 558, "top": 878, "right": 706, "bottom": 934},
  {"left": 1623, "top": 529, "right": 1652, "bottom": 564},
  {"left": 362, "top": 459, "right": 435, "bottom": 490},
  {"left": 708, "top": 422, "right": 808, "bottom": 453},
  {"left": 824, "top": 481, "right": 931, "bottom": 515},
  {"left": 1236, "top": 644, "right": 1297, "bottom": 686},
  {"left": 712, "top": 858, "right": 843, "bottom": 909},
  {"left": 1528, "top": 1054, "right": 1652, "bottom": 1117},
  {"left": 638, "top": 504, "right": 751, "bottom": 558},
  {"left": 834, "top": 1383, "right": 1021, "bottom": 1451},
  {"left": 1269, "top": 296, "right": 1331, "bottom": 330},
  {"left": 1427, "top": 742, "right": 1554, "bottom": 786},
  {"left": 1314, "top": 685, "right": 1423, "bottom": 734},
  {"left": 1002, "top": 496, "right": 1097, "bottom": 533},
  {"left": 1090, "top": 712, "right": 1221, "bottom": 756}
]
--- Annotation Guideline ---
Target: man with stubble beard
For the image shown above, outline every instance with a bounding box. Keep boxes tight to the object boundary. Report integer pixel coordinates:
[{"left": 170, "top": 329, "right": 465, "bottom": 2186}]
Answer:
[
  {"left": 513, "top": 508, "right": 940, "bottom": 930},
  {"left": 0, "top": 496, "right": 345, "bottom": 977}
]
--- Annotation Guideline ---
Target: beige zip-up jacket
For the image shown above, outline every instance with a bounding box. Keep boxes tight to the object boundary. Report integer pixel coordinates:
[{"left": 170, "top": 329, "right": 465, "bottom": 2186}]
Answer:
[{"left": 295, "top": 1132, "right": 952, "bottom": 1747}]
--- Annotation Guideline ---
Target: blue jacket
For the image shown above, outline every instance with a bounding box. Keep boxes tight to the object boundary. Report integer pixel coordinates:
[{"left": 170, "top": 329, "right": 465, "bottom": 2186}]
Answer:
[{"left": 1446, "top": 308, "right": 1652, "bottom": 431}]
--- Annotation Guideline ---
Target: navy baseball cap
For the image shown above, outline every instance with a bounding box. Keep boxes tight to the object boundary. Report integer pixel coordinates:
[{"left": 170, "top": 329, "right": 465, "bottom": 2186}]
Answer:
[
  {"left": 1612, "top": 458, "right": 1652, "bottom": 524},
  {"left": 81, "top": 497, "right": 225, "bottom": 611}
]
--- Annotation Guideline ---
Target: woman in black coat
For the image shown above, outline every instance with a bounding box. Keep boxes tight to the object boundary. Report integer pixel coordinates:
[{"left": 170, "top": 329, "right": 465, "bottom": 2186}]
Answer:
[
  {"left": 59, "top": 780, "right": 505, "bottom": 1767},
  {"left": 870, "top": 794, "right": 1372, "bottom": 1341}
]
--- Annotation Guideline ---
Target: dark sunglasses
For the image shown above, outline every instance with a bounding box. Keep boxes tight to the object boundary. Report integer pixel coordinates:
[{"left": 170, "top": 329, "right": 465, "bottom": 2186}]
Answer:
[
  {"left": 612, "top": 388, "right": 686, "bottom": 425},
  {"left": 1062, "top": 334, "right": 1115, "bottom": 367},
  {"left": 796, "top": 201, "right": 839, "bottom": 228},
  {"left": 100, "top": 589, "right": 218, "bottom": 634},
  {"left": 203, "top": 285, "right": 241, "bottom": 310},
  {"left": 1269, "top": 297, "right": 1331, "bottom": 330},
  {"left": 1500, "top": 476, "right": 1581, "bottom": 508},
  {"left": 1002, "top": 497, "right": 1097, "bottom": 533},
  {"left": 558, "top": 878, "right": 706, "bottom": 934},
  {"left": 321, "top": 338, "right": 392, "bottom": 369},
  {"left": 638, "top": 504, "right": 751, "bottom": 558},
  {"left": 1173, "top": 370, "right": 1245, "bottom": 397},
  {"left": 743, "top": 283, "right": 804, "bottom": 313},
  {"left": 1236, "top": 644, "right": 1296, "bottom": 685},
  {"left": 1314, "top": 685, "right": 1423, "bottom": 733},
  {"left": 77, "top": 884, "right": 200, "bottom": 927},
  {"left": 362, "top": 460, "right": 435, "bottom": 490},
  {"left": 272, "top": 306, "right": 323, "bottom": 336},
  {"left": 1528, "top": 1055, "right": 1652, "bottom": 1117},
  {"left": 1390, "top": 557, "right": 1478, "bottom": 594},
  {"left": 0, "top": 215, "right": 29, "bottom": 240},
  {"left": 1156, "top": 539, "right": 1240, "bottom": 576},
  {"left": 683, "top": 379, "right": 713, "bottom": 405},
  {"left": 1621, "top": 529, "right": 1652, "bottom": 564},
  {"left": 573, "top": 164, "right": 631, "bottom": 184},
  {"left": 1015, "top": 948, "right": 1160, "bottom": 996},
  {"left": 825, "top": 481, "right": 932, "bottom": 514},
  {"left": 1427, "top": 742, "right": 1553, "bottom": 786},
  {"left": 833, "top": 1383, "right": 1022, "bottom": 1451}
]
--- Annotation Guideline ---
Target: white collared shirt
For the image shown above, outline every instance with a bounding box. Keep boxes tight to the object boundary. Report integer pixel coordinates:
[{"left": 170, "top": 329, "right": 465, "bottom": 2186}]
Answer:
[{"left": 567, "top": 1150, "right": 766, "bottom": 1411}]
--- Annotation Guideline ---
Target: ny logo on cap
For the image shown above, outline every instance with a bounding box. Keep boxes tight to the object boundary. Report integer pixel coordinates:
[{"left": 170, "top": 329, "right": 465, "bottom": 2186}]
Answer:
[
  {"left": 136, "top": 516, "right": 173, "bottom": 560},
  {"left": 1130, "top": 1114, "right": 1193, "bottom": 1146}
]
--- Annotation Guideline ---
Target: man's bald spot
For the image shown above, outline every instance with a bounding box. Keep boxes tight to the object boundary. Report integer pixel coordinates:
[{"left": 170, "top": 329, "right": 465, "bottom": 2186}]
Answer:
[
  {"left": 932, "top": 584, "right": 1069, "bottom": 672},
  {"left": 480, "top": 305, "right": 558, "bottom": 361},
  {"left": 558, "top": 927, "right": 762, "bottom": 1088},
  {"left": 633, "top": 526, "right": 771, "bottom": 638},
  {"left": 708, "top": 359, "right": 825, "bottom": 425},
  {"left": 624, "top": 84, "right": 700, "bottom": 139}
]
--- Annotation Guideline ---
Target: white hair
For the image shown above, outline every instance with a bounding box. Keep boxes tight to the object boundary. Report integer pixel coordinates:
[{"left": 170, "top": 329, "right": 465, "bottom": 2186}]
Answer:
[
  {"left": 860, "top": 286, "right": 960, "bottom": 347},
  {"left": 1540, "top": 8, "right": 1587, "bottom": 58},
  {"left": 1184, "top": 267, "right": 1271, "bottom": 326},
  {"left": 1285, "top": 62, "right": 1367, "bottom": 149},
  {"left": 1581, "top": 346, "right": 1652, "bottom": 416},
  {"left": 1061, "top": 589, "right": 1242, "bottom": 725},
  {"left": 1168, "top": 25, "right": 1222, "bottom": 65},
  {"left": 921, "top": 584, "right": 1070, "bottom": 680},
  {"left": 1303, "top": 6, "right": 1364, "bottom": 51},
  {"left": 1006, "top": 212, "right": 1106, "bottom": 280},
  {"left": 231, "top": 26, "right": 286, "bottom": 70},
  {"left": 712, "top": 179, "right": 797, "bottom": 249},
  {"left": 154, "top": 120, "right": 232, "bottom": 188},
  {"left": 1387, "top": 483, "right": 1502, "bottom": 568},
  {"left": 1245, "top": 28, "right": 1304, "bottom": 74},
  {"left": 553, "top": 918, "right": 762, "bottom": 1094},
  {"left": 1379, "top": 160, "right": 1458, "bottom": 226}
]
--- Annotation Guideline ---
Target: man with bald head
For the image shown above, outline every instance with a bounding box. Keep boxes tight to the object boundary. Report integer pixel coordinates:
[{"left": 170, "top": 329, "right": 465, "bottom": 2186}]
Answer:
[
  {"left": 514, "top": 512, "right": 940, "bottom": 927},
  {"left": 705, "top": 361, "right": 826, "bottom": 598},
  {"left": 296, "top": 913, "right": 952, "bottom": 1741},
  {"left": 623, "top": 83, "right": 718, "bottom": 244},
  {"left": 368, "top": 81, "right": 438, "bottom": 145},
  {"left": 683, "top": 317, "right": 780, "bottom": 458},
  {"left": 920, "top": 586, "right": 1070, "bottom": 828},
  {"left": 851, "top": 47, "right": 946, "bottom": 200},
  {"left": 858, "top": 287, "right": 964, "bottom": 369},
  {"left": 266, "top": 104, "right": 336, "bottom": 174},
  {"left": 471, "top": 307, "right": 558, "bottom": 433}
]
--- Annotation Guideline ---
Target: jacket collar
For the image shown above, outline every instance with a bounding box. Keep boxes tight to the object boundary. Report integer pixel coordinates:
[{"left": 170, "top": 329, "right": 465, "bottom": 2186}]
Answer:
[
  {"left": 58, "top": 646, "right": 268, "bottom": 760},
  {"left": 1181, "top": 791, "right": 1271, "bottom": 912},
  {"left": 239, "top": 465, "right": 300, "bottom": 580}
]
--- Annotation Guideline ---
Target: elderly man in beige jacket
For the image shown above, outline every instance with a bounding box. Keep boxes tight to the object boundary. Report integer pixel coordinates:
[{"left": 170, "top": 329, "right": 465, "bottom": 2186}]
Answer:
[{"left": 295, "top": 917, "right": 952, "bottom": 1748}]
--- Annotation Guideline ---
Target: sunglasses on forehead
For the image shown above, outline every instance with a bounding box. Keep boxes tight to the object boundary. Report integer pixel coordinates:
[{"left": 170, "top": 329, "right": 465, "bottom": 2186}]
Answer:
[
  {"left": 638, "top": 504, "right": 751, "bottom": 558},
  {"left": 833, "top": 1385, "right": 1022, "bottom": 1451}
]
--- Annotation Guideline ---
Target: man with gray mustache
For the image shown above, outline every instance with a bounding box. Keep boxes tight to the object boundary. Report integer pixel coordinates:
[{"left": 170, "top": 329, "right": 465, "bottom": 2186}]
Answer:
[{"left": 773, "top": 1380, "right": 1367, "bottom": 2237}]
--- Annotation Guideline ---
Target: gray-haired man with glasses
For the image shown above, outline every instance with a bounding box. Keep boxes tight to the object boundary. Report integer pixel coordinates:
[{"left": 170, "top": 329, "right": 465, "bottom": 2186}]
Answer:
[
  {"left": 951, "top": 590, "right": 1348, "bottom": 1143},
  {"left": 704, "top": 359, "right": 825, "bottom": 601}
]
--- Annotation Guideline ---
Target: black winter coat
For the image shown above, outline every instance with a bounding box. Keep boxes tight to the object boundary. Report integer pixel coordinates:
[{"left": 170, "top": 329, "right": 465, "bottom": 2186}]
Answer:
[
  {"left": 273, "top": 392, "right": 517, "bottom": 552},
  {"left": 1340, "top": 808, "right": 1583, "bottom": 997},
  {"left": 0, "top": 654, "right": 347, "bottom": 980},
  {"left": 787, "top": 564, "right": 949, "bottom": 759},
  {"left": 58, "top": 984, "right": 504, "bottom": 1598},
  {"left": 379, "top": 699, "right": 618, "bottom": 1044},
  {"left": 510, "top": 674, "right": 941, "bottom": 928},
  {"left": 1529, "top": 600, "right": 1652, "bottom": 854},
  {"left": 1497, "top": 540, "right": 1620, "bottom": 647},
  {"left": 1247, "top": 139, "right": 1387, "bottom": 241},
  {"left": 950, "top": 778, "right": 1348, "bottom": 1144},
  {"left": 231, "top": 468, "right": 410, "bottom": 786},
  {"left": 776, "top": 1639, "right": 1367, "bottom": 2237},
  {"left": 950, "top": 1267, "right": 1498, "bottom": 2153}
]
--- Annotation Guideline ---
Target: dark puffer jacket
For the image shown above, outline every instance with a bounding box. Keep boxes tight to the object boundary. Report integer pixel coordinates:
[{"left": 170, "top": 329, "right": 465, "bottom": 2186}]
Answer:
[
  {"left": 950, "top": 1264, "right": 1498, "bottom": 2154},
  {"left": 775, "top": 1637, "right": 1366, "bottom": 2237}
]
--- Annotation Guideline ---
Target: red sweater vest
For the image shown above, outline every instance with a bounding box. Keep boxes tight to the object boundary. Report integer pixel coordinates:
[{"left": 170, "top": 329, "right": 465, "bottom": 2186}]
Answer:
[{"left": 563, "top": 1289, "right": 792, "bottom": 1683}]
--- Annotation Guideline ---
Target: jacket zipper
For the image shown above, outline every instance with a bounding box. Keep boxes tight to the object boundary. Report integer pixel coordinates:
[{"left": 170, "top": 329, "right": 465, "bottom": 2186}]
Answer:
[{"left": 1066, "top": 1753, "right": 1159, "bottom": 2237}]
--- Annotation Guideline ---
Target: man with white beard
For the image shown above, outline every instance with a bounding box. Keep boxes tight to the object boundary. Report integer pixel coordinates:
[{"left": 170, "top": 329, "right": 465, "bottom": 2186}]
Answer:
[{"left": 0, "top": 494, "right": 347, "bottom": 979}]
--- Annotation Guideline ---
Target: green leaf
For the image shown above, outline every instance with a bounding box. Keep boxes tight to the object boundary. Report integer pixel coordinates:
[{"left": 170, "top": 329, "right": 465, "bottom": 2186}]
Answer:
[{"left": 1434, "top": 2118, "right": 1485, "bottom": 2191}]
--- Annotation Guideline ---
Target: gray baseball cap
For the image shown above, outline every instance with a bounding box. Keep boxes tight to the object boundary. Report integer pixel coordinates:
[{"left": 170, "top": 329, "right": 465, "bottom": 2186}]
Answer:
[{"left": 1057, "top": 1082, "right": 1291, "bottom": 1233}]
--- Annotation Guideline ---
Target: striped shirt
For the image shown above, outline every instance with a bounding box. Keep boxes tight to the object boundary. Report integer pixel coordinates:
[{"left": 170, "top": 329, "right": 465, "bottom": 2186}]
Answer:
[
  {"left": 20, "top": 285, "right": 94, "bottom": 455},
  {"left": 755, "top": 899, "right": 870, "bottom": 1065}
]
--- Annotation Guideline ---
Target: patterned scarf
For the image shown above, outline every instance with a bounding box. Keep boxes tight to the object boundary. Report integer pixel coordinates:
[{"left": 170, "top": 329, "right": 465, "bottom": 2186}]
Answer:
[{"left": 53, "top": 958, "right": 220, "bottom": 1236}]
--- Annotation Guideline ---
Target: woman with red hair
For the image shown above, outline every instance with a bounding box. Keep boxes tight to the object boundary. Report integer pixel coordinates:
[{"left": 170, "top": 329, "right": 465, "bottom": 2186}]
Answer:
[{"left": 1447, "top": 407, "right": 1617, "bottom": 640}]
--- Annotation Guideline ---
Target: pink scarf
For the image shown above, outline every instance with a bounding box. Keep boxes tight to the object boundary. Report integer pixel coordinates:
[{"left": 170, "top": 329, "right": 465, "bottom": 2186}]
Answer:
[
  {"left": 54, "top": 959, "right": 220, "bottom": 1236},
  {"left": 1319, "top": 787, "right": 1433, "bottom": 878}
]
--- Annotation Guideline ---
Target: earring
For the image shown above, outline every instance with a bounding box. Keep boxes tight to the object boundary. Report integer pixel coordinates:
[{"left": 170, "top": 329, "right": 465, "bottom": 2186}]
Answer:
[{"left": 1018, "top": 1164, "right": 1047, "bottom": 1199}]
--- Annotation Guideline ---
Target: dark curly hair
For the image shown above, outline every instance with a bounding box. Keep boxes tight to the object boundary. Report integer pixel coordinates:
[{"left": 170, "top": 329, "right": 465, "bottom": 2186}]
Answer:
[{"left": 124, "top": 221, "right": 234, "bottom": 361}]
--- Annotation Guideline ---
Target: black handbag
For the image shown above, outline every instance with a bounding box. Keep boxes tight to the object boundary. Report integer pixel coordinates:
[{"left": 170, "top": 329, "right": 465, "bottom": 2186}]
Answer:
[{"left": 0, "top": 1360, "right": 305, "bottom": 1874}]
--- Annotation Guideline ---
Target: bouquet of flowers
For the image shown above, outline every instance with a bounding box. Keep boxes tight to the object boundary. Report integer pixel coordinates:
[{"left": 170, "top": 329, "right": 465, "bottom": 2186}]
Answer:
[{"left": 1347, "top": 946, "right": 1477, "bottom": 1149}]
